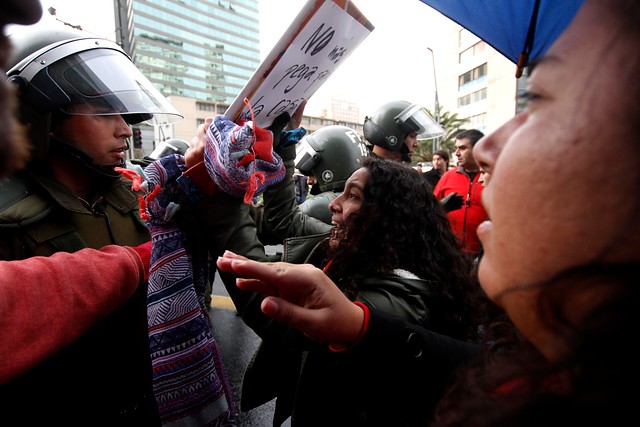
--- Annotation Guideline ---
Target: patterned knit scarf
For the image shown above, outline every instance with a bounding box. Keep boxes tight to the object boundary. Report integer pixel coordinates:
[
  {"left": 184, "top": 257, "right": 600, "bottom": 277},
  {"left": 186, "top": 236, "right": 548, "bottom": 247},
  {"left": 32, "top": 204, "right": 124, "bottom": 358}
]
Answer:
[
  {"left": 137, "top": 154, "right": 235, "bottom": 426},
  {"left": 204, "top": 115, "right": 285, "bottom": 204},
  {"left": 117, "top": 116, "right": 286, "bottom": 426}
]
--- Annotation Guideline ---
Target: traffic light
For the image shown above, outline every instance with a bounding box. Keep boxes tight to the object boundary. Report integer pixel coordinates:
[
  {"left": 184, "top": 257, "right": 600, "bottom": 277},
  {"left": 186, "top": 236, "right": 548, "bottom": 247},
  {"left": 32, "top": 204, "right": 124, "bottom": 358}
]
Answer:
[{"left": 132, "top": 127, "right": 142, "bottom": 148}]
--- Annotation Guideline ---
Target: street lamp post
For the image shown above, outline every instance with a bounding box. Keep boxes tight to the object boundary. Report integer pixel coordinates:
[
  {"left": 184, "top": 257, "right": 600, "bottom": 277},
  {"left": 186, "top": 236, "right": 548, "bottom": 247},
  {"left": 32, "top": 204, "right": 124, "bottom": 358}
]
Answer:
[{"left": 427, "top": 47, "right": 440, "bottom": 153}]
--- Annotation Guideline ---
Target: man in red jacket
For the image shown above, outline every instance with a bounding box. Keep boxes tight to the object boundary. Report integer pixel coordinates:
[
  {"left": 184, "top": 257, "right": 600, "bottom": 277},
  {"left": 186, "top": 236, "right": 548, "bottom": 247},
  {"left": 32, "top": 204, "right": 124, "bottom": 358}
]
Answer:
[{"left": 433, "top": 129, "right": 488, "bottom": 257}]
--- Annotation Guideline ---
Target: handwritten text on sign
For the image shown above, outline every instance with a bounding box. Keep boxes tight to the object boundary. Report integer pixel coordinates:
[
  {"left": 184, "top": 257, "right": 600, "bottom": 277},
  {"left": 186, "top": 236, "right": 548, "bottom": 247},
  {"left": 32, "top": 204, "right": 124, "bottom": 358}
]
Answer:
[{"left": 234, "top": 1, "right": 371, "bottom": 128}]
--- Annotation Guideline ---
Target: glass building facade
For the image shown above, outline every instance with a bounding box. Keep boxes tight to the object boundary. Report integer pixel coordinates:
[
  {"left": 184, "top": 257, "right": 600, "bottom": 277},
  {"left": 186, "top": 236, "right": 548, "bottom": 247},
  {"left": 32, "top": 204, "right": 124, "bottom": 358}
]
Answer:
[{"left": 115, "top": 0, "right": 260, "bottom": 104}]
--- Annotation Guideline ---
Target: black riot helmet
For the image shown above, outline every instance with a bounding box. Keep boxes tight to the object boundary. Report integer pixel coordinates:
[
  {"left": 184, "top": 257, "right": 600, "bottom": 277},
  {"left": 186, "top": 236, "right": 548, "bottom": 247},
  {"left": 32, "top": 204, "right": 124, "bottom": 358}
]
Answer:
[
  {"left": 363, "top": 100, "right": 443, "bottom": 152},
  {"left": 5, "top": 24, "right": 182, "bottom": 172},
  {"left": 299, "top": 192, "right": 337, "bottom": 225},
  {"left": 148, "top": 138, "right": 190, "bottom": 160},
  {"left": 294, "top": 125, "right": 370, "bottom": 193}
]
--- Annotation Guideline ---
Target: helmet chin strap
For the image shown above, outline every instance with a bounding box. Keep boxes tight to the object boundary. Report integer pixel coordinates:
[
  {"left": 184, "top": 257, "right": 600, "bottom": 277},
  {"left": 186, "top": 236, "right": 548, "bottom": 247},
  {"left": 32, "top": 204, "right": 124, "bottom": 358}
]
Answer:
[
  {"left": 48, "top": 136, "right": 124, "bottom": 180},
  {"left": 400, "top": 144, "right": 411, "bottom": 163}
]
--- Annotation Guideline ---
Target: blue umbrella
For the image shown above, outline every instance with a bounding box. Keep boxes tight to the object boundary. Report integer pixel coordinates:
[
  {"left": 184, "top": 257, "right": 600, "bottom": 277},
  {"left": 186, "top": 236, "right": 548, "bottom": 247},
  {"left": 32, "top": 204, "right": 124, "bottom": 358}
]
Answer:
[{"left": 418, "top": 0, "right": 585, "bottom": 76}]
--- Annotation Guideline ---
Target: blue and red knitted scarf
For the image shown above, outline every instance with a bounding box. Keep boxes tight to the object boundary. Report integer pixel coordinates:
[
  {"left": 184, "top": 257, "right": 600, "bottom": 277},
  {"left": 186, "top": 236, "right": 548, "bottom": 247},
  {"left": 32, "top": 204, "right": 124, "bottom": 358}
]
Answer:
[{"left": 118, "top": 116, "right": 285, "bottom": 426}]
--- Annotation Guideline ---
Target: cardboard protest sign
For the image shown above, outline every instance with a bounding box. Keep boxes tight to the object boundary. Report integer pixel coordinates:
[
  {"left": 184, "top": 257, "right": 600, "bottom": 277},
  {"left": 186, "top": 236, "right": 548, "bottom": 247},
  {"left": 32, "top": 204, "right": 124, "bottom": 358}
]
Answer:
[{"left": 225, "top": 0, "right": 373, "bottom": 128}]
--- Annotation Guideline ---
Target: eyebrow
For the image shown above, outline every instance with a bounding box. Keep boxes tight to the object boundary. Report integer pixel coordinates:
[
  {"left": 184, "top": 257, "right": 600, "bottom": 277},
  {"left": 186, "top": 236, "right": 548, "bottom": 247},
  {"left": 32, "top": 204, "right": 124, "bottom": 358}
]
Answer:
[
  {"left": 528, "top": 54, "right": 561, "bottom": 75},
  {"left": 345, "top": 180, "right": 365, "bottom": 192}
]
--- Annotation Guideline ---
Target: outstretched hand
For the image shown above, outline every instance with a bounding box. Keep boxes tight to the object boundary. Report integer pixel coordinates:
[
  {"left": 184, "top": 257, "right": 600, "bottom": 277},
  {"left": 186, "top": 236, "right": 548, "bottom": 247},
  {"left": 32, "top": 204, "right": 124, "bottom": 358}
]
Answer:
[{"left": 216, "top": 251, "right": 364, "bottom": 347}]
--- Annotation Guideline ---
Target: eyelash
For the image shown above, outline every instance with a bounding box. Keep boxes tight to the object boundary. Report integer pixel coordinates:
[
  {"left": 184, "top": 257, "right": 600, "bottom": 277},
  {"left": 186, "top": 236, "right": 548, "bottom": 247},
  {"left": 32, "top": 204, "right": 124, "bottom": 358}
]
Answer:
[{"left": 517, "top": 90, "right": 541, "bottom": 105}]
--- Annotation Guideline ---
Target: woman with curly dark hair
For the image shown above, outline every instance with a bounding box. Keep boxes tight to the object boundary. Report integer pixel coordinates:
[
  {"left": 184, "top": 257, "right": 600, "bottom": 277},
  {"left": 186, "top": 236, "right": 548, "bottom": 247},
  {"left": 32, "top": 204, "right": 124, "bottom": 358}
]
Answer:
[
  {"left": 324, "top": 156, "right": 476, "bottom": 340},
  {"left": 222, "top": 155, "right": 479, "bottom": 427}
]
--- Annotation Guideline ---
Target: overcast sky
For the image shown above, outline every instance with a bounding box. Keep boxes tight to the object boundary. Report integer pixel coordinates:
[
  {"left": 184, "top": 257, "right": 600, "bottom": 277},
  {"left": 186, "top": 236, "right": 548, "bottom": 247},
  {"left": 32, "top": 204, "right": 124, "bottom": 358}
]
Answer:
[{"left": 27, "top": 0, "right": 448, "bottom": 120}]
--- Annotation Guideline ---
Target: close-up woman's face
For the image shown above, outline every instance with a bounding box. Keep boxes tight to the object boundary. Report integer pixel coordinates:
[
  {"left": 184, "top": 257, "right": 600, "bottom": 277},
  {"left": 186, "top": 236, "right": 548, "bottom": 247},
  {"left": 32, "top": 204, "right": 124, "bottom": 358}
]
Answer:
[{"left": 472, "top": 0, "right": 640, "bottom": 347}]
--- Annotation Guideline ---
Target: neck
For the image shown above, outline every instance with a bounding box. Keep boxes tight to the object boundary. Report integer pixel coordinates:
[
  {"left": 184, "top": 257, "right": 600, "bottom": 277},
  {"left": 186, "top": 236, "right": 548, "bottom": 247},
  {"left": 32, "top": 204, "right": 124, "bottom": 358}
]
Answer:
[
  {"left": 48, "top": 152, "right": 96, "bottom": 200},
  {"left": 372, "top": 145, "right": 401, "bottom": 162}
]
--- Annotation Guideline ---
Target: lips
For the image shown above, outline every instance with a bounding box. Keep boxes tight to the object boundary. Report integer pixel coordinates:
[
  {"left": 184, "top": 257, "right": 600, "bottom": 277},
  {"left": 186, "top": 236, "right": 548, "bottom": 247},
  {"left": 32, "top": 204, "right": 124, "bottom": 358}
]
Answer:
[
  {"left": 476, "top": 219, "right": 492, "bottom": 244},
  {"left": 112, "top": 146, "right": 127, "bottom": 160}
]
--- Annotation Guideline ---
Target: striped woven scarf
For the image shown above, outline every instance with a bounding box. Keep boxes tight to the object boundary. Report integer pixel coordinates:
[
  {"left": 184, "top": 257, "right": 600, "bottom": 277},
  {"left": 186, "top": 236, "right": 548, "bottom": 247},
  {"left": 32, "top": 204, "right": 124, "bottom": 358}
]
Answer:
[
  {"left": 118, "top": 117, "right": 286, "bottom": 425},
  {"left": 204, "top": 115, "right": 285, "bottom": 204},
  {"left": 142, "top": 154, "right": 235, "bottom": 426}
]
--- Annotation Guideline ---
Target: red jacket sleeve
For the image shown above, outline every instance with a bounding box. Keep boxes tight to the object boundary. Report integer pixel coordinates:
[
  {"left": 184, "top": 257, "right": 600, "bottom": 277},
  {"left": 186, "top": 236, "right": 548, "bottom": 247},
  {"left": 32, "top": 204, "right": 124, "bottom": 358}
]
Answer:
[{"left": 0, "top": 245, "right": 145, "bottom": 383}]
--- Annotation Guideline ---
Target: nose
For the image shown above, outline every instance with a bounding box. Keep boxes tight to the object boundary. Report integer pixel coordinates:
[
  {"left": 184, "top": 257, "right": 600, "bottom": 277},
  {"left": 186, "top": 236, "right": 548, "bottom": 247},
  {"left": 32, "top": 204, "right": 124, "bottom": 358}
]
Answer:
[
  {"left": 117, "top": 116, "right": 133, "bottom": 138},
  {"left": 328, "top": 194, "right": 342, "bottom": 213}
]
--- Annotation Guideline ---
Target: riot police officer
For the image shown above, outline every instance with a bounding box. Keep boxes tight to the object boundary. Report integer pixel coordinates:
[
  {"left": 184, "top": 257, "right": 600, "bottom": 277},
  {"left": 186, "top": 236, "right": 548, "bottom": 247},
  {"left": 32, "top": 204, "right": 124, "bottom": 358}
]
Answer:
[
  {"left": 0, "top": 24, "right": 181, "bottom": 426},
  {"left": 363, "top": 99, "right": 442, "bottom": 163}
]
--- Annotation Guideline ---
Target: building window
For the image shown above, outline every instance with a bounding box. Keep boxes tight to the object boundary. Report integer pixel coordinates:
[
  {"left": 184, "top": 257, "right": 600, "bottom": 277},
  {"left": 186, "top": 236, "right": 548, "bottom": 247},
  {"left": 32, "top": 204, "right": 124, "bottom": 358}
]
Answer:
[
  {"left": 458, "top": 87, "right": 487, "bottom": 108},
  {"left": 466, "top": 113, "right": 487, "bottom": 131},
  {"left": 458, "top": 63, "right": 488, "bottom": 91},
  {"left": 196, "top": 102, "right": 216, "bottom": 112},
  {"left": 459, "top": 41, "right": 486, "bottom": 63}
]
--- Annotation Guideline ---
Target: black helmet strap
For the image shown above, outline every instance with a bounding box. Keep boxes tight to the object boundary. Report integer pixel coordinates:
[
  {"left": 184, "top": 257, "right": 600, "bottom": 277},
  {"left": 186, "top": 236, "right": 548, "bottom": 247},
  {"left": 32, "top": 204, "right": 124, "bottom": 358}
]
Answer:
[{"left": 48, "top": 136, "right": 123, "bottom": 180}]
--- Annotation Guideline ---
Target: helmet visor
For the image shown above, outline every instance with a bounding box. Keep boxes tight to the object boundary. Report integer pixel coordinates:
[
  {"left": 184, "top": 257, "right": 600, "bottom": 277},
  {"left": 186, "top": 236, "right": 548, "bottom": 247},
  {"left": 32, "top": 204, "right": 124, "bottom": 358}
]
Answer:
[
  {"left": 41, "top": 48, "right": 182, "bottom": 124},
  {"left": 149, "top": 139, "right": 190, "bottom": 159},
  {"left": 395, "top": 104, "right": 444, "bottom": 138},
  {"left": 294, "top": 137, "right": 320, "bottom": 176}
]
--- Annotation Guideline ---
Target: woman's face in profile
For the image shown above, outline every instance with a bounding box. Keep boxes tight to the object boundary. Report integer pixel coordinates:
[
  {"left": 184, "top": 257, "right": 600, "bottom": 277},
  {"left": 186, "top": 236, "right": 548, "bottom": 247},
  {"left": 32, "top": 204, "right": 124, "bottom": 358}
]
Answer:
[
  {"left": 472, "top": 0, "right": 640, "bottom": 355},
  {"left": 328, "top": 167, "right": 368, "bottom": 244}
]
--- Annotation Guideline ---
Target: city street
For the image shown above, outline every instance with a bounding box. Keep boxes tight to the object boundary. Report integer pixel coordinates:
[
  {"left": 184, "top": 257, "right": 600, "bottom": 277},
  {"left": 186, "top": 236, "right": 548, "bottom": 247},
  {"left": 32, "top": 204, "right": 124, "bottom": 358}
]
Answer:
[{"left": 208, "top": 246, "right": 290, "bottom": 426}]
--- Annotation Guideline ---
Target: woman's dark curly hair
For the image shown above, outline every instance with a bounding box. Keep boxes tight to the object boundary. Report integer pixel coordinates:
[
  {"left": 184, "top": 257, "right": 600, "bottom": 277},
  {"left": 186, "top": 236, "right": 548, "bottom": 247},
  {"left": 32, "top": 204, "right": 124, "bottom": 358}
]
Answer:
[
  {"left": 323, "top": 156, "right": 476, "bottom": 339},
  {"left": 432, "top": 263, "right": 640, "bottom": 426}
]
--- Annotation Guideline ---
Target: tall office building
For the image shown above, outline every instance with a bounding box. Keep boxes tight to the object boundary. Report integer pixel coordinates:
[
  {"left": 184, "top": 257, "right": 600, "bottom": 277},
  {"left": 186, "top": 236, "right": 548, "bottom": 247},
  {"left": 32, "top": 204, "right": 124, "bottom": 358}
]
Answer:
[
  {"left": 115, "top": 0, "right": 260, "bottom": 104},
  {"left": 112, "top": 0, "right": 362, "bottom": 150},
  {"left": 114, "top": 0, "right": 261, "bottom": 152}
]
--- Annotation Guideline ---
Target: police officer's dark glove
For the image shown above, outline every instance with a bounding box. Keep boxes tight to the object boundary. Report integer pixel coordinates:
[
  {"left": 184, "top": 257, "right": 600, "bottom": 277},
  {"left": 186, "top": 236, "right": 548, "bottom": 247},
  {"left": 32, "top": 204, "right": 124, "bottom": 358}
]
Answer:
[
  {"left": 267, "top": 112, "right": 291, "bottom": 152},
  {"left": 268, "top": 112, "right": 307, "bottom": 155},
  {"left": 441, "top": 192, "right": 464, "bottom": 212}
]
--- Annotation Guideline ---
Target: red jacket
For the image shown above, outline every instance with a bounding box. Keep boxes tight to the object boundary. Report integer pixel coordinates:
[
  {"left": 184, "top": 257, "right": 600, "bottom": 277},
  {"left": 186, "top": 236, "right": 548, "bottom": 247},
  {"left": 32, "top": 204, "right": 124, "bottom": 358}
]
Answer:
[
  {"left": 433, "top": 167, "right": 488, "bottom": 255},
  {"left": 0, "top": 243, "right": 149, "bottom": 383}
]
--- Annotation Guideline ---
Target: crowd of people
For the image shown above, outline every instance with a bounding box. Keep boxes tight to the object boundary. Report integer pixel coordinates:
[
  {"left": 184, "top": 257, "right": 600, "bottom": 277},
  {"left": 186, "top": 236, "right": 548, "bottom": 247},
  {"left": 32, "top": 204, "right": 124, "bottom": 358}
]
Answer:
[{"left": 2, "top": 0, "right": 639, "bottom": 425}]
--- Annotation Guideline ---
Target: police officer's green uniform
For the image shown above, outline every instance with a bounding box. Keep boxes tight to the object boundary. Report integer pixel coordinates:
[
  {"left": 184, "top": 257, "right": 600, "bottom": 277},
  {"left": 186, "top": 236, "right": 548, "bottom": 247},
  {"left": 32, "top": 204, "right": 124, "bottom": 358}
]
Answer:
[
  {"left": 0, "top": 168, "right": 160, "bottom": 426},
  {"left": 0, "top": 23, "right": 183, "bottom": 426}
]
